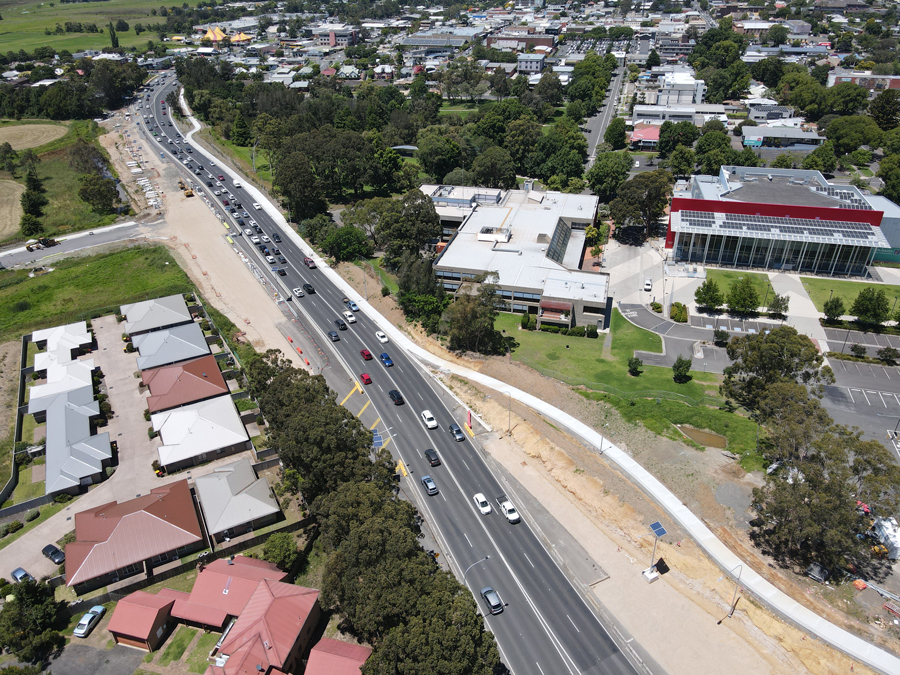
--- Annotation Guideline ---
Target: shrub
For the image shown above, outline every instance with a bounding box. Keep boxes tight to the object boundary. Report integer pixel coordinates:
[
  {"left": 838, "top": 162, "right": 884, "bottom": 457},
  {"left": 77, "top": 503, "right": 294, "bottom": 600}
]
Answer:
[
  {"left": 0, "top": 524, "right": 8, "bottom": 538},
  {"left": 184, "top": 293, "right": 195, "bottom": 302},
  {"left": 148, "top": 428, "right": 158, "bottom": 439},
  {"left": 152, "top": 460, "right": 161, "bottom": 473},
  {"left": 200, "top": 319, "right": 211, "bottom": 331},
  {"left": 713, "top": 327, "right": 729, "bottom": 346},
  {"left": 586, "top": 325, "right": 598, "bottom": 339},
  {"left": 143, "top": 409, "right": 151, "bottom": 421},
  {"left": 25, "top": 509, "right": 40, "bottom": 522},
  {"left": 560, "top": 328, "right": 569, "bottom": 336},
  {"left": 569, "top": 326, "right": 586, "bottom": 337},
  {"left": 672, "top": 355, "right": 693, "bottom": 383},
  {"left": 878, "top": 346, "right": 900, "bottom": 364},
  {"left": 14, "top": 452, "right": 32, "bottom": 467},
  {"left": 521, "top": 312, "right": 530, "bottom": 329},
  {"left": 850, "top": 343, "right": 868, "bottom": 358},
  {"left": 262, "top": 532, "right": 300, "bottom": 570},
  {"left": 0, "top": 583, "right": 12, "bottom": 597},
  {"left": 381, "top": 285, "right": 390, "bottom": 297},
  {"left": 125, "top": 343, "right": 135, "bottom": 353},
  {"left": 53, "top": 493, "right": 72, "bottom": 504},
  {"left": 31, "top": 372, "right": 41, "bottom": 381},
  {"left": 651, "top": 302, "right": 662, "bottom": 313},
  {"left": 628, "top": 356, "right": 643, "bottom": 376},
  {"left": 7, "top": 521, "right": 23, "bottom": 534},
  {"left": 105, "top": 466, "right": 116, "bottom": 478},
  {"left": 670, "top": 302, "right": 688, "bottom": 323}
]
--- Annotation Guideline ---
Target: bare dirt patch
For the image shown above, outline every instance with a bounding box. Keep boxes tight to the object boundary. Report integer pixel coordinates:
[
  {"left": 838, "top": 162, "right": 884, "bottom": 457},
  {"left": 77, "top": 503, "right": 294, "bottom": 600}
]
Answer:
[
  {"left": 0, "top": 180, "right": 25, "bottom": 240},
  {"left": 0, "top": 123, "right": 67, "bottom": 150}
]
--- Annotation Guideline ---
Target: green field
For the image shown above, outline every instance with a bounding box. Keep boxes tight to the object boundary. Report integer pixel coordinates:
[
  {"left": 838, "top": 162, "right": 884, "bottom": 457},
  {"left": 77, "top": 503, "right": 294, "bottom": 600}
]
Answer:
[
  {"left": 0, "top": 245, "right": 193, "bottom": 342},
  {"left": 801, "top": 276, "right": 900, "bottom": 313},
  {"left": 705, "top": 269, "right": 775, "bottom": 309},
  {"left": 0, "top": 0, "right": 194, "bottom": 54}
]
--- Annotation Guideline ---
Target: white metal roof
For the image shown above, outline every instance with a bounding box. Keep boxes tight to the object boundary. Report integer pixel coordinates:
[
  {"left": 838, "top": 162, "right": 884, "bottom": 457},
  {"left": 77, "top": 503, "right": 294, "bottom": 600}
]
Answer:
[
  {"left": 194, "top": 458, "right": 280, "bottom": 535},
  {"left": 152, "top": 395, "right": 249, "bottom": 467}
]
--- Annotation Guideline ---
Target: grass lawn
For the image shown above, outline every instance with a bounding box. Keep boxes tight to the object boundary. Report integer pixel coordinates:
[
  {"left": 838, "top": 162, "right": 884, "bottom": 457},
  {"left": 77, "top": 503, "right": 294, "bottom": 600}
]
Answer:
[
  {"left": 0, "top": 500, "right": 66, "bottom": 549},
  {"left": 157, "top": 626, "right": 198, "bottom": 668},
  {"left": 0, "top": 246, "right": 193, "bottom": 342},
  {"left": 185, "top": 631, "right": 220, "bottom": 673},
  {"left": 142, "top": 568, "right": 199, "bottom": 596},
  {"left": 25, "top": 340, "right": 38, "bottom": 368},
  {"left": 357, "top": 257, "right": 399, "bottom": 295},
  {"left": 705, "top": 270, "right": 775, "bottom": 308},
  {"left": 438, "top": 103, "right": 476, "bottom": 119},
  {"left": 20, "top": 413, "right": 39, "bottom": 446},
  {"left": 801, "top": 276, "right": 900, "bottom": 313},
  {"left": 497, "top": 311, "right": 720, "bottom": 403},
  {"left": 199, "top": 128, "right": 272, "bottom": 185},
  {"left": 8, "top": 464, "right": 44, "bottom": 504},
  {"left": 294, "top": 541, "right": 328, "bottom": 590}
]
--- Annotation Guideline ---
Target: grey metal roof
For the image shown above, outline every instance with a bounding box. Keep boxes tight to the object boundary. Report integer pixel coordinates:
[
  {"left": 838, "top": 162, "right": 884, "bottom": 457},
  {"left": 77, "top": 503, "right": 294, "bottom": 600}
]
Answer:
[
  {"left": 121, "top": 294, "right": 192, "bottom": 335},
  {"left": 194, "top": 458, "right": 280, "bottom": 535},
  {"left": 132, "top": 322, "right": 210, "bottom": 370}
]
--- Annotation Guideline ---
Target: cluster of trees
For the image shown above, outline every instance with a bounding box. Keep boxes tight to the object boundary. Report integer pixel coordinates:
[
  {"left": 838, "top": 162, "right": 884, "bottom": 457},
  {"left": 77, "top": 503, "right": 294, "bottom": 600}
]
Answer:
[
  {"left": 246, "top": 352, "right": 500, "bottom": 673},
  {"left": 1, "top": 146, "right": 48, "bottom": 236},
  {"left": 656, "top": 119, "right": 760, "bottom": 178},
  {"left": 722, "top": 327, "right": 900, "bottom": 574},
  {"left": 694, "top": 277, "right": 789, "bottom": 316},
  {"left": 0, "top": 578, "right": 66, "bottom": 663},
  {"left": 69, "top": 137, "right": 122, "bottom": 216},
  {"left": 823, "top": 286, "right": 899, "bottom": 327}
]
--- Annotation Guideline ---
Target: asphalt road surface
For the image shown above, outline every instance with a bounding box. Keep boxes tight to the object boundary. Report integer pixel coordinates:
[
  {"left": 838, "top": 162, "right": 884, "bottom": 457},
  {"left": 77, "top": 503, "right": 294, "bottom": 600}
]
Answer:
[
  {"left": 0, "top": 222, "right": 146, "bottom": 269},
  {"left": 142, "top": 75, "right": 646, "bottom": 675},
  {"left": 585, "top": 68, "right": 625, "bottom": 169}
]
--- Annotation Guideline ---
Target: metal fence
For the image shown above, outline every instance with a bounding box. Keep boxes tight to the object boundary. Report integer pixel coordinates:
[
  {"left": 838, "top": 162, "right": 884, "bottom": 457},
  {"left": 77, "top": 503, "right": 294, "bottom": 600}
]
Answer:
[{"left": 0, "top": 493, "right": 56, "bottom": 520}]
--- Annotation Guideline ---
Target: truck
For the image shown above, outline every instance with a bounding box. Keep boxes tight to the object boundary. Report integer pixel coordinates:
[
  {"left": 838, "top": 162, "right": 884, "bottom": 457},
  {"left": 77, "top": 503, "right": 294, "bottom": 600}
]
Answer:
[
  {"left": 25, "top": 238, "right": 59, "bottom": 252},
  {"left": 496, "top": 494, "right": 520, "bottom": 523}
]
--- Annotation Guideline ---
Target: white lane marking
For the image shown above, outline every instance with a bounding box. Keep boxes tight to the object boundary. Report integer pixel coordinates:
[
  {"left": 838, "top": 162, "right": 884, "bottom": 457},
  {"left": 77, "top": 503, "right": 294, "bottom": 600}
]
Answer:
[
  {"left": 861, "top": 390, "right": 871, "bottom": 405},
  {"left": 464, "top": 532, "right": 473, "bottom": 548},
  {"left": 847, "top": 388, "right": 855, "bottom": 403},
  {"left": 416, "top": 447, "right": 422, "bottom": 458},
  {"left": 397, "top": 414, "right": 403, "bottom": 422},
  {"left": 377, "top": 384, "right": 383, "bottom": 392},
  {"left": 440, "top": 490, "right": 447, "bottom": 502},
  {"left": 567, "top": 615, "right": 580, "bottom": 633},
  {"left": 461, "top": 459, "right": 470, "bottom": 471},
  {"left": 523, "top": 553, "right": 535, "bottom": 568},
  {"left": 876, "top": 390, "right": 887, "bottom": 407},
  {"left": 418, "top": 391, "right": 424, "bottom": 401}
]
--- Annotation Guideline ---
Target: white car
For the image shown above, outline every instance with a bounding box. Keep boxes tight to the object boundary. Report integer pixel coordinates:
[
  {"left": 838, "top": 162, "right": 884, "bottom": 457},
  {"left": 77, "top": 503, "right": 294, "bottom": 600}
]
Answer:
[
  {"left": 473, "top": 493, "right": 492, "bottom": 515},
  {"left": 342, "top": 310, "right": 356, "bottom": 324},
  {"left": 214, "top": 190, "right": 221, "bottom": 196},
  {"left": 643, "top": 278, "right": 652, "bottom": 292},
  {"left": 251, "top": 236, "right": 260, "bottom": 244},
  {"left": 210, "top": 160, "right": 216, "bottom": 166},
  {"left": 248, "top": 219, "right": 258, "bottom": 227},
  {"left": 375, "top": 331, "right": 389, "bottom": 343},
  {"left": 261, "top": 235, "right": 270, "bottom": 242},
  {"left": 421, "top": 410, "right": 437, "bottom": 429},
  {"left": 292, "top": 287, "right": 305, "bottom": 297},
  {"left": 265, "top": 256, "right": 275, "bottom": 264},
  {"left": 252, "top": 202, "right": 262, "bottom": 210},
  {"left": 243, "top": 228, "right": 253, "bottom": 235},
  {"left": 73, "top": 605, "right": 106, "bottom": 638}
]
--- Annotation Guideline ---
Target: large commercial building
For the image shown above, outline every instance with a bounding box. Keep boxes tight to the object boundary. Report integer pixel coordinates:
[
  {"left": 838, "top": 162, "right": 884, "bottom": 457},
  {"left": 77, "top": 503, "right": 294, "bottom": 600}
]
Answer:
[
  {"left": 666, "top": 167, "right": 894, "bottom": 275},
  {"left": 426, "top": 185, "right": 609, "bottom": 329}
]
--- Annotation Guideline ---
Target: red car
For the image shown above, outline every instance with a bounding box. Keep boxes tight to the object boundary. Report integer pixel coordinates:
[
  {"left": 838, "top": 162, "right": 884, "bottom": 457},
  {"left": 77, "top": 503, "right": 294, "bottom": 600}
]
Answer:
[
  {"left": 360, "top": 349, "right": 373, "bottom": 361},
  {"left": 222, "top": 199, "right": 229, "bottom": 206},
  {"left": 304, "top": 257, "right": 317, "bottom": 269},
  {"left": 217, "top": 175, "right": 225, "bottom": 180},
  {"left": 162, "top": 110, "right": 166, "bottom": 115},
  {"left": 360, "top": 373, "right": 372, "bottom": 385}
]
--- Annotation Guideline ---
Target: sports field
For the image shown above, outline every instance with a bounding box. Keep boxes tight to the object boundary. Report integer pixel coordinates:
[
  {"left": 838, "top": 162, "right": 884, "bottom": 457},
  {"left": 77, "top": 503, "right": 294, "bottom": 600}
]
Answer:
[
  {"left": 0, "top": 123, "right": 67, "bottom": 151},
  {"left": 0, "top": 181, "right": 25, "bottom": 240},
  {"left": 0, "top": 0, "right": 199, "bottom": 53}
]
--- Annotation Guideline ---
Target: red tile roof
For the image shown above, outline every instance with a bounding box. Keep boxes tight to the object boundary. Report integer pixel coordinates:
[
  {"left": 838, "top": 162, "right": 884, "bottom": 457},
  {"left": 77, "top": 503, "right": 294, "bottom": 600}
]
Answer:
[
  {"left": 306, "top": 638, "right": 372, "bottom": 675},
  {"left": 107, "top": 591, "right": 176, "bottom": 640},
  {"left": 185, "top": 557, "right": 286, "bottom": 618},
  {"left": 159, "top": 588, "right": 229, "bottom": 628},
  {"left": 215, "top": 580, "right": 319, "bottom": 674},
  {"left": 65, "top": 480, "right": 203, "bottom": 586},
  {"left": 142, "top": 355, "right": 229, "bottom": 413},
  {"left": 630, "top": 124, "right": 661, "bottom": 142}
]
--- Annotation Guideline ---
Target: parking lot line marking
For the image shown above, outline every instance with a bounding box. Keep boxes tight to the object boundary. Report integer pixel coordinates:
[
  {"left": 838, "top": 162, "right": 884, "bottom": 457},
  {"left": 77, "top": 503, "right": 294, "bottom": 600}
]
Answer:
[
  {"left": 861, "top": 390, "right": 871, "bottom": 405},
  {"left": 876, "top": 391, "right": 887, "bottom": 406},
  {"left": 847, "top": 388, "right": 855, "bottom": 403},
  {"left": 885, "top": 368, "right": 892, "bottom": 379},
  {"left": 369, "top": 417, "right": 380, "bottom": 430},
  {"left": 356, "top": 400, "right": 370, "bottom": 417}
]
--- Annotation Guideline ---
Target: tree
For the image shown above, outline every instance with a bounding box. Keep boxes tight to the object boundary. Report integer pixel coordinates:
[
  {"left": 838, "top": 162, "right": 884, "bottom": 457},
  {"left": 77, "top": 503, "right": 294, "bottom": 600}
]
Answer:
[
  {"left": 771, "top": 153, "right": 796, "bottom": 169},
  {"left": 695, "top": 130, "right": 731, "bottom": 158},
  {"left": 701, "top": 119, "right": 726, "bottom": 136},
  {"left": 609, "top": 169, "right": 672, "bottom": 238},
  {"left": 694, "top": 278, "right": 724, "bottom": 312},
  {"left": 801, "top": 142, "right": 837, "bottom": 174},
  {"left": 0, "top": 580, "right": 65, "bottom": 662},
  {"left": 768, "top": 293, "right": 789, "bottom": 317},
  {"left": 19, "top": 214, "right": 43, "bottom": 237},
  {"left": 230, "top": 111, "right": 251, "bottom": 146},
  {"left": 108, "top": 22, "right": 118, "bottom": 48},
  {"left": 78, "top": 174, "right": 119, "bottom": 214},
  {"left": 628, "top": 356, "right": 642, "bottom": 376},
  {"left": 825, "top": 82, "right": 870, "bottom": 117},
  {"left": 721, "top": 325, "right": 834, "bottom": 411},
  {"left": 20, "top": 190, "right": 46, "bottom": 217},
  {"left": 262, "top": 532, "right": 300, "bottom": 570},
  {"left": 18, "top": 149, "right": 39, "bottom": 173},
  {"left": 415, "top": 133, "right": 461, "bottom": 181},
  {"left": 767, "top": 24, "right": 789, "bottom": 46},
  {"left": 726, "top": 276, "right": 759, "bottom": 314},
  {"left": 849, "top": 286, "right": 891, "bottom": 325},
  {"left": 24, "top": 168, "right": 42, "bottom": 193},
  {"left": 657, "top": 121, "right": 700, "bottom": 157},
  {"left": 115, "top": 19, "right": 129, "bottom": 32},
  {"left": 534, "top": 72, "right": 563, "bottom": 105},
  {"left": 442, "top": 273, "right": 504, "bottom": 354},
  {"left": 604, "top": 117, "right": 627, "bottom": 150},
  {"left": 585, "top": 151, "right": 632, "bottom": 201},
  {"left": 823, "top": 296, "right": 845, "bottom": 323},
  {"left": 672, "top": 355, "right": 692, "bottom": 383},
  {"left": 849, "top": 343, "right": 868, "bottom": 358},
  {"left": 298, "top": 214, "right": 335, "bottom": 245},
  {"left": 713, "top": 327, "right": 729, "bottom": 346},
  {"left": 668, "top": 144, "right": 696, "bottom": 178},
  {"left": 0, "top": 142, "right": 16, "bottom": 175},
  {"left": 376, "top": 190, "right": 441, "bottom": 269},
  {"left": 823, "top": 116, "right": 883, "bottom": 156},
  {"left": 878, "top": 346, "right": 900, "bottom": 365},
  {"left": 504, "top": 117, "right": 542, "bottom": 173},
  {"left": 341, "top": 197, "right": 401, "bottom": 247},
  {"left": 275, "top": 151, "right": 326, "bottom": 221},
  {"left": 869, "top": 89, "right": 900, "bottom": 131},
  {"left": 321, "top": 225, "right": 373, "bottom": 262},
  {"left": 471, "top": 146, "right": 517, "bottom": 190},
  {"left": 878, "top": 153, "right": 900, "bottom": 203},
  {"left": 646, "top": 49, "right": 661, "bottom": 68}
]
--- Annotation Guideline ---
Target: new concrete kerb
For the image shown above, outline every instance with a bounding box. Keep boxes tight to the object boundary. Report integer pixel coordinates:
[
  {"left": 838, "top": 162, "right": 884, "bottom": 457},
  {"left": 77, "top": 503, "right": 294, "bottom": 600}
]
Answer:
[{"left": 177, "top": 90, "right": 900, "bottom": 675}]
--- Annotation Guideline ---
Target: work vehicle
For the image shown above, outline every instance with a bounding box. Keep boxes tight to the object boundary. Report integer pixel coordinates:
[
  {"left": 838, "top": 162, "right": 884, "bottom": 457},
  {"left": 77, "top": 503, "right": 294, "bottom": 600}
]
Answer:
[
  {"left": 496, "top": 494, "right": 521, "bottom": 523},
  {"left": 25, "top": 238, "right": 58, "bottom": 252}
]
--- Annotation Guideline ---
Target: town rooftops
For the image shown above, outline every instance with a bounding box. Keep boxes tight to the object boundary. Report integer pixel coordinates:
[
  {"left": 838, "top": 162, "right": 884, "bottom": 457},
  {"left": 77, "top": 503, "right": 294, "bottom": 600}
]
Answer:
[
  {"left": 306, "top": 638, "right": 373, "bottom": 675},
  {"left": 66, "top": 480, "right": 202, "bottom": 586},
  {"left": 31, "top": 321, "right": 92, "bottom": 371},
  {"left": 142, "top": 355, "right": 229, "bottom": 413},
  {"left": 121, "top": 294, "right": 192, "bottom": 336},
  {"left": 106, "top": 591, "right": 176, "bottom": 641},
  {"left": 132, "top": 322, "right": 210, "bottom": 370},
  {"left": 151, "top": 395, "right": 249, "bottom": 468},
  {"left": 194, "top": 458, "right": 280, "bottom": 536}
]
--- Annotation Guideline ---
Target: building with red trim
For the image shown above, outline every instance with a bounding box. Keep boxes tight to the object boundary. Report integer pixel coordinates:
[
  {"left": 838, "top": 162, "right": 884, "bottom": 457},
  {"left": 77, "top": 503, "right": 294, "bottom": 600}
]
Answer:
[{"left": 666, "top": 167, "right": 894, "bottom": 275}]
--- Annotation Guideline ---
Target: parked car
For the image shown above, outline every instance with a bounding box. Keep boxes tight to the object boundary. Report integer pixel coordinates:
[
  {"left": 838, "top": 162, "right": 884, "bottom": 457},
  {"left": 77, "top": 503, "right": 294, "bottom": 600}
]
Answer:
[
  {"left": 389, "top": 389, "right": 404, "bottom": 405},
  {"left": 42, "top": 544, "right": 65, "bottom": 564},
  {"left": 480, "top": 587, "right": 504, "bottom": 614},
  {"left": 380, "top": 353, "right": 393, "bottom": 367},
  {"left": 421, "top": 475, "right": 438, "bottom": 495},
  {"left": 449, "top": 423, "right": 466, "bottom": 441},
  {"left": 11, "top": 568, "right": 34, "bottom": 583},
  {"left": 424, "top": 449, "right": 441, "bottom": 466},
  {"left": 360, "top": 373, "right": 372, "bottom": 385},
  {"left": 421, "top": 410, "right": 438, "bottom": 429},
  {"left": 73, "top": 605, "right": 107, "bottom": 638}
]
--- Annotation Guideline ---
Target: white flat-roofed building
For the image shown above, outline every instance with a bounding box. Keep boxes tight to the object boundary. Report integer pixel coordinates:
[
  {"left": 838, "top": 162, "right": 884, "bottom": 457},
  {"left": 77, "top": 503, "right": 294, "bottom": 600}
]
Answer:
[{"left": 428, "top": 186, "right": 609, "bottom": 329}]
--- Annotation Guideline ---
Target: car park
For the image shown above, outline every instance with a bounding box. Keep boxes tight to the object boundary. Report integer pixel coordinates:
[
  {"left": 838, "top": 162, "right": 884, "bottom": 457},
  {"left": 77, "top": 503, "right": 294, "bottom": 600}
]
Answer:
[
  {"left": 449, "top": 423, "right": 466, "bottom": 441},
  {"left": 328, "top": 331, "right": 339, "bottom": 341},
  {"left": 73, "top": 605, "right": 106, "bottom": 637},
  {"left": 481, "top": 587, "right": 503, "bottom": 614},
  {"left": 380, "top": 353, "right": 393, "bottom": 367},
  {"left": 342, "top": 310, "right": 356, "bottom": 324},
  {"left": 421, "top": 410, "right": 438, "bottom": 429},
  {"left": 360, "top": 373, "right": 372, "bottom": 385},
  {"left": 292, "top": 287, "right": 304, "bottom": 297},
  {"left": 11, "top": 567, "right": 34, "bottom": 583},
  {"left": 424, "top": 449, "right": 440, "bottom": 466},
  {"left": 302, "top": 284, "right": 314, "bottom": 294},
  {"left": 360, "top": 349, "right": 373, "bottom": 360},
  {"left": 375, "top": 331, "right": 389, "bottom": 343},
  {"left": 473, "top": 493, "right": 492, "bottom": 515},
  {"left": 389, "top": 389, "right": 404, "bottom": 405},
  {"left": 42, "top": 544, "right": 65, "bottom": 564},
  {"left": 421, "top": 475, "right": 438, "bottom": 495}
]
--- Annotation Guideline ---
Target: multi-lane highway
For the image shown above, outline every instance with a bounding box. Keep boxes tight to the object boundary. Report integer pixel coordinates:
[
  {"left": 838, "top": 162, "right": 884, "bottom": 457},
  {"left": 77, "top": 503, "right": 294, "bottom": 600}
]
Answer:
[{"left": 140, "top": 73, "right": 648, "bottom": 675}]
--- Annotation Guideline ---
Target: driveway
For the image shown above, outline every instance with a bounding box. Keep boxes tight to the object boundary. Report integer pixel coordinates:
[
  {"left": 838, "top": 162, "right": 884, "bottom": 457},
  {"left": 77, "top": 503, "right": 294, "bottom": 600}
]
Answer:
[{"left": 46, "top": 643, "right": 145, "bottom": 675}]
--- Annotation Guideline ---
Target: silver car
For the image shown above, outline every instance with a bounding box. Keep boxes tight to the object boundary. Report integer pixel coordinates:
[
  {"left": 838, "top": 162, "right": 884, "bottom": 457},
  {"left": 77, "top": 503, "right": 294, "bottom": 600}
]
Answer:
[{"left": 73, "top": 605, "right": 106, "bottom": 637}]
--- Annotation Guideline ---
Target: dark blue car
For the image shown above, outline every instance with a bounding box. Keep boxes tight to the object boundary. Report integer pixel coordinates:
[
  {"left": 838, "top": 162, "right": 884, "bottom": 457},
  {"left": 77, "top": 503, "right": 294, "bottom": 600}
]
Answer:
[{"left": 380, "top": 353, "right": 393, "bottom": 367}]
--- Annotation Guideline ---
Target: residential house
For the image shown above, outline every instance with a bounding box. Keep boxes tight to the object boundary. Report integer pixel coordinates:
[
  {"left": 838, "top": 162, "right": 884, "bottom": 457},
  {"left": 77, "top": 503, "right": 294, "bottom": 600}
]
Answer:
[
  {"left": 132, "top": 322, "right": 211, "bottom": 371},
  {"left": 194, "top": 458, "right": 282, "bottom": 542},
  {"left": 142, "top": 355, "right": 229, "bottom": 414},
  {"left": 306, "top": 639, "right": 372, "bottom": 675},
  {"left": 121, "top": 294, "right": 193, "bottom": 336}
]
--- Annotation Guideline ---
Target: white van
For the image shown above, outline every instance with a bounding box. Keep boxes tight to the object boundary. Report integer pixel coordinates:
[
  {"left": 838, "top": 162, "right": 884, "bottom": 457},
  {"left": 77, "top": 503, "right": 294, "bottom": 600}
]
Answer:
[{"left": 233, "top": 180, "right": 242, "bottom": 188}]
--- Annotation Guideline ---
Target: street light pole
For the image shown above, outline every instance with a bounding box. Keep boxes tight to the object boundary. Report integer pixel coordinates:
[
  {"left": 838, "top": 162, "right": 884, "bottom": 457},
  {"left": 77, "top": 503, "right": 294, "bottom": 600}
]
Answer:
[
  {"left": 718, "top": 564, "right": 743, "bottom": 624},
  {"left": 463, "top": 555, "right": 490, "bottom": 584}
]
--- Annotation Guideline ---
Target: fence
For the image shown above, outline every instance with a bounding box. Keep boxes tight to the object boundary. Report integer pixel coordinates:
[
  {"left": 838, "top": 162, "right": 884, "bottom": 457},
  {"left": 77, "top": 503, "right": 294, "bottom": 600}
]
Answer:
[
  {"left": 0, "top": 335, "right": 30, "bottom": 508},
  {"left": 0, "top": 493, "right": 57, "bottom": 520},
  {"left": 252, "top": 457, "right": 281, "bottom": 472}
]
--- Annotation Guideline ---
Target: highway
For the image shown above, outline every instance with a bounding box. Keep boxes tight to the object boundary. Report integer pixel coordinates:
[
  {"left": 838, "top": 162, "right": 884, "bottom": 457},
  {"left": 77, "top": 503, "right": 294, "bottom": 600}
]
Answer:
[{"left": 141, "top": 74, "right": 646, "bottom": 675}]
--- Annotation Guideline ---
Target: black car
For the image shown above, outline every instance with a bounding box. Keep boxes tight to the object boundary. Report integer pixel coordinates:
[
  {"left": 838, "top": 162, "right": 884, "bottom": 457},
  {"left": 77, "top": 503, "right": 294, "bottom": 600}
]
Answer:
[
  {"left": 328, "top": 331, "right": 339, "bottom": 342},
  {"left": 334, "top": 318, "right": 347, "bottom": 330},
  {"left": 278, "top": 256, "right": 287, "bottom": 264},
  {"left": 254, "top": 225, "right": 263, "bottom": 234},
  {"left": 186, "top": 147, "right": 192, "bottom": 153},
  {"left": 302, "top": 284, "right": 315, "bottom": 294},
  {"left": 277, "top": 268, "right": 287, "bottom": 276},
  {"left": 197, "top": 164, "right": 204, "bottom": 170},
  {"left": 42, "top": 544, "right": 65, "bottom": 564},
  {"left": 229, "top": 208, "right": 237, "bottom": 215},
  {"left": 234, "top": 202, "right": 242, "bottom": 209},
  {"left": 237, "top": 219, "right": 245, "bottom": 227},
  {"left": 449, "top": 423, "right": 466, "bottom": 442},
  {"left": 272, "top": 233, "right": 282, "bottom": 243},
  {"left": 389, "top": 389, "right": 404, "bottom": 405},
  {"left": 424, "top": 449, "right": 441, "bottom": 466}
]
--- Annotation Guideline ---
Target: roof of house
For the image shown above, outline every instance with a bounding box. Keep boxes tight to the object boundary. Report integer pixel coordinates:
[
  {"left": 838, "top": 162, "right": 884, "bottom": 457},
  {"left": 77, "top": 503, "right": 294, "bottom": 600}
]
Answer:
[
  {"left": 29, "top": 358, "right": 95, "bottom": 402},
  {"left": 31, "top": 321, "right": 92, "bottom": 372},
  {"left": 213, "top": 580, "right": 319, "bottom": 674},
  {"left": 194, "top": 459, "right": 280, "bottom": 536},
  {"left": 65, "top": 480, "right": 202, "bottom": 586},
  {"left": 133, "top": 322, "right": 210, "bottom": 371},
  {"left": 181, "top": 556, "right": 287, "bottom": 619},
  {"left": 159, "top": 588, "right": 229, "bottom": 628},
  {"left": 107, "top": 591, "right": 176, "bottom": 640},
  {"left": 121, "top": 294, "right": 192, "bottom": 335},
  {"left": 631, "top": 125, "right": 661, "bottom": 142},
  {"left": 151, "top": 395, "right": 249, "bottom": 468},
  {"left": 306, "top": 638, "right": 372, "bottom": 675},
  {"left": 142, "top": 355, "right": 229, "bottom": 413}
]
